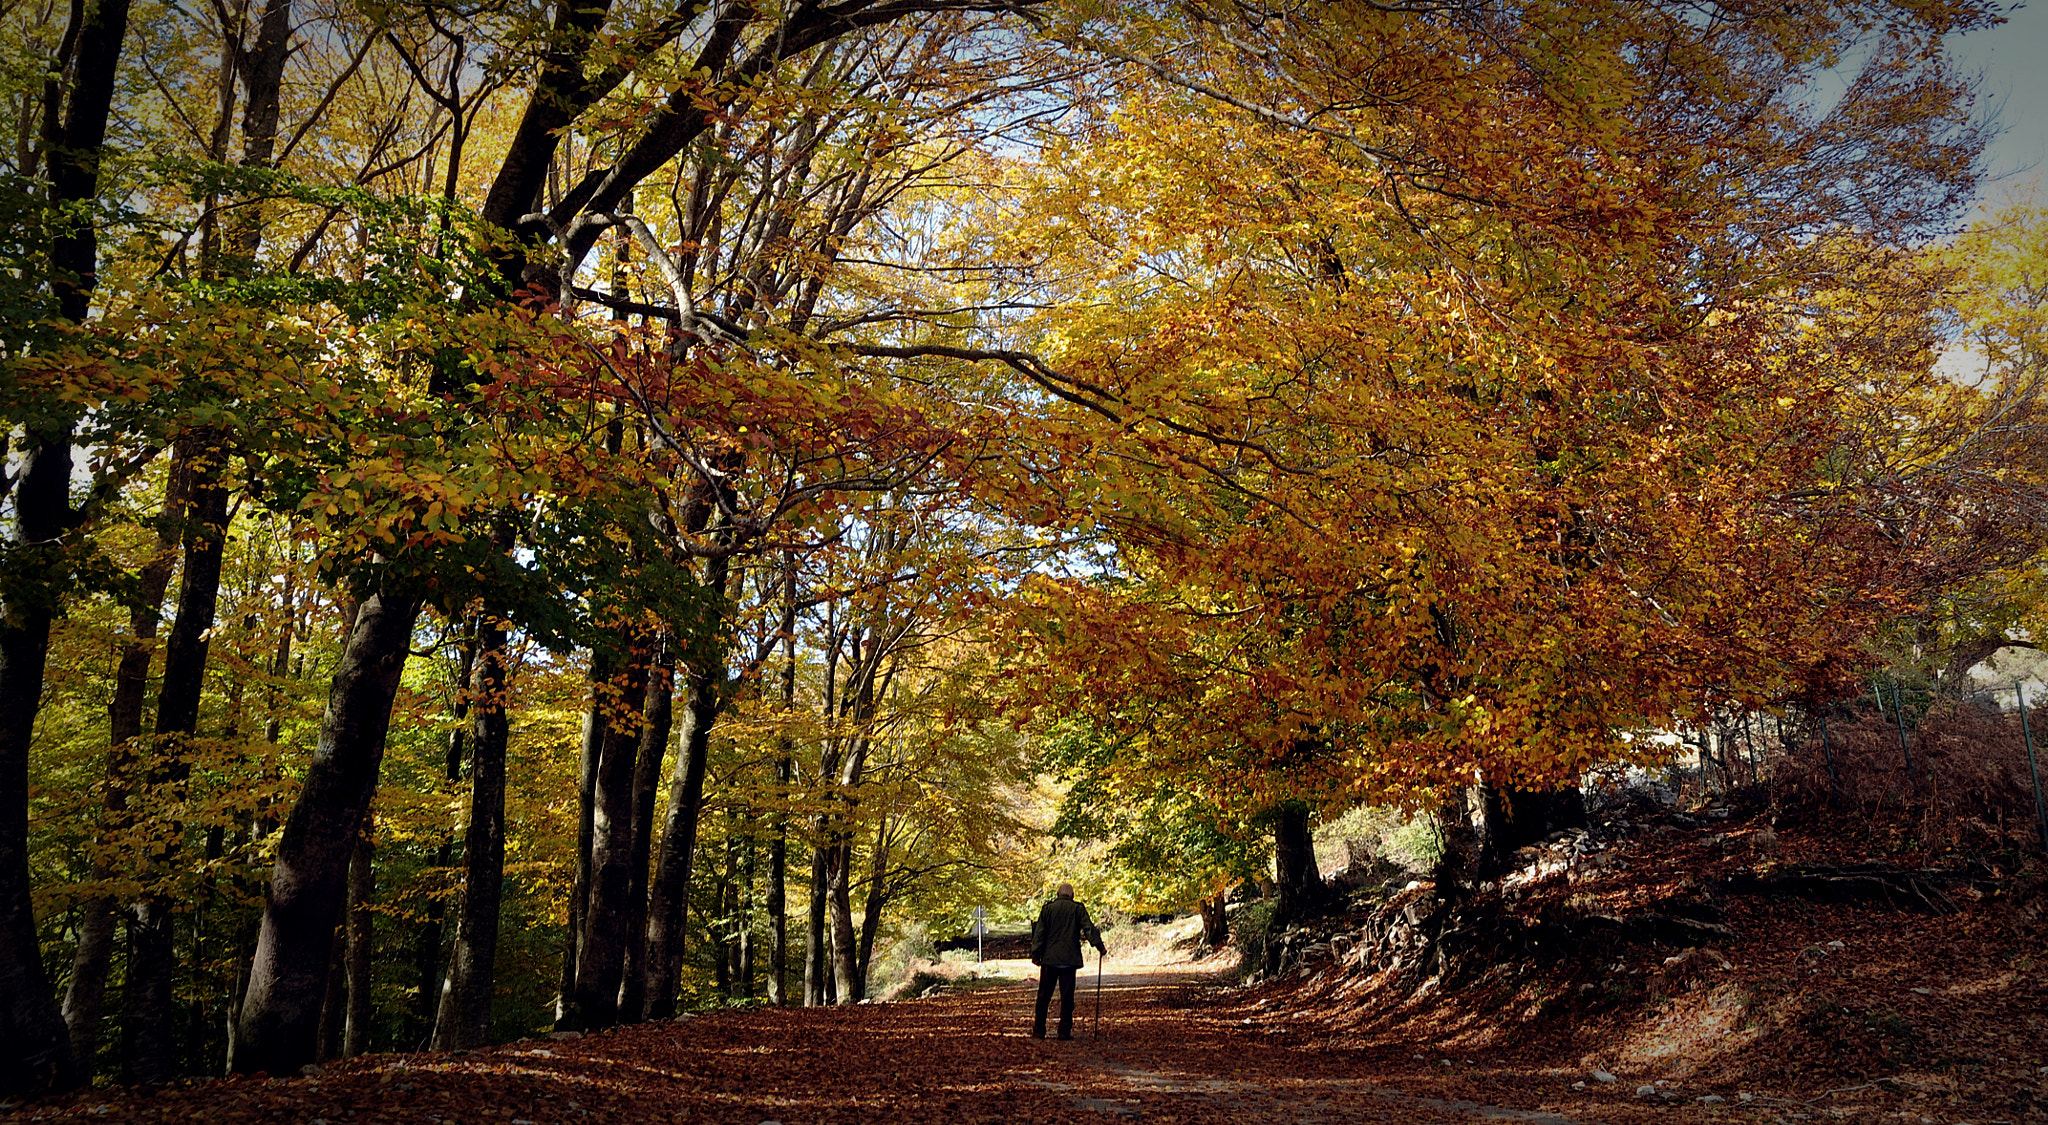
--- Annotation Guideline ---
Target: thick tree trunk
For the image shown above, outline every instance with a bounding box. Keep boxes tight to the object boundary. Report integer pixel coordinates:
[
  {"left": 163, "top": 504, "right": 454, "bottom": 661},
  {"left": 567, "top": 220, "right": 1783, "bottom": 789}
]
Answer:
[
  {"left": 343, "top": 817, "right": 375, "bottom": 1057},
  {"left": 1, "top": 0, "right": 135, "bottom": 1093},
  {"left": 0, "top": 434, "right": 86, "bottom": 1098},
  {"left": 231, "top": 590, "right": 422, "bottom": 1076},
  {"left": 1199, "top": 893, "right": 1228, "bottom": 948},
  {"left": 1436, "top": 782, "right": 1587, "bottom": 891},
  {"left": 126, "top": 429, "right": 233, "bottom": 1084},
  {"left": 572, "top": 643, "right": 651, "bottom": 1030},
  {"left": 617, "top": 652, "right": 673, "bottom": 1022},
  {"left": 642, "top": 652, "right": 718, "bottom": 1019},
  {"left": 1271, "top": 801, "right": 1327, "bottom": 927},
  {"left": 432, "top": 621, "right": 509, "bottom": 1051}
]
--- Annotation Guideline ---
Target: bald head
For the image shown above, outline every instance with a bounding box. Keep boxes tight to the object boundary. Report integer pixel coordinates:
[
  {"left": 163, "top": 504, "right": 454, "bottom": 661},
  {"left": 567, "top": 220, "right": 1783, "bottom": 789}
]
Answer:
[{"left": 1057, "top": 883, "right": 1074, "bottom": 899}]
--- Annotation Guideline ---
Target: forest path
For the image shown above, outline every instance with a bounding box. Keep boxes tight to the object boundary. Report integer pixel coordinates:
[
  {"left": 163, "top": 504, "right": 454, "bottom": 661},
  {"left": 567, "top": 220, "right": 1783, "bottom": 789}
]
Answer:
[{"left": 6, "top": 957, "right": 1691, "bottom": 1124}]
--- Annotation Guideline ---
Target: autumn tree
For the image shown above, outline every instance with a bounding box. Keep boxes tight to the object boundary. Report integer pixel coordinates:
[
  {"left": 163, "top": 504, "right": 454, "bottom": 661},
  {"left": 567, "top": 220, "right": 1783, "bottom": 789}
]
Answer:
[{"left": 986, "top": 0, "right": 2015, "bottom": 904}]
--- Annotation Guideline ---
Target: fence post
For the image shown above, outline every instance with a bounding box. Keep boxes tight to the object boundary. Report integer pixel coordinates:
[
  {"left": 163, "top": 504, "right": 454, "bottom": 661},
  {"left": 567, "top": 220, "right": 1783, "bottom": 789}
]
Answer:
[{"left": 2017, "top": 682, "right": 2048, "bottom": 856}]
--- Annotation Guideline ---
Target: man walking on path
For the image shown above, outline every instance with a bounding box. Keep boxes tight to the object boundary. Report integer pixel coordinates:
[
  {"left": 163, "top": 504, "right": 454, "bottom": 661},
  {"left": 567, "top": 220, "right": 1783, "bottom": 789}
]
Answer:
[{"left": 1030, "top": 882, "right": 1106, "bottom": 1039}]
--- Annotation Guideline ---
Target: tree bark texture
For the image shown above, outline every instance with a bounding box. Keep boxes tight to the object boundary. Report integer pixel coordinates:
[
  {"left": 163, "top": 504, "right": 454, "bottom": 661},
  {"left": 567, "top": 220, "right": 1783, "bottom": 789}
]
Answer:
[
  {"left": 231, "top": 590, "right": 422, "bottom": 1076},
  {"left": 571, "top": 642, "right": 650, "bottom": 1029},
  {"left": 432, "top": 620, "right": 509, "bottom": 1051}
]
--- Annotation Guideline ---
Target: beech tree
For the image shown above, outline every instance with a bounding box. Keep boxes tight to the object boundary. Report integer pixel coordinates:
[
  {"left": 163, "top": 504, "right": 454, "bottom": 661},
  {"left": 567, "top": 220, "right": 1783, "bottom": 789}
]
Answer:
[{"left": 6, "top": 0, "right": 2045, "bottom": 1100}]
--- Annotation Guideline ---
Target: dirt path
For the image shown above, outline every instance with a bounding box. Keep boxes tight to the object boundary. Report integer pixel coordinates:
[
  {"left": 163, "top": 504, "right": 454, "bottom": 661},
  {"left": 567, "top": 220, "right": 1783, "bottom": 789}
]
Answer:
[{"left": 2, "top": 958, "right": 1744, "bottom": 1125}]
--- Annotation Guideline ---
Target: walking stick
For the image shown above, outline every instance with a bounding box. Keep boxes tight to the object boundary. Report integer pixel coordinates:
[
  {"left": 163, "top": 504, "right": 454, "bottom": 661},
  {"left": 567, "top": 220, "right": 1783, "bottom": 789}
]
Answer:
[{"left": 1093, "top": 951, "right": 1104, "bottom": 1040}]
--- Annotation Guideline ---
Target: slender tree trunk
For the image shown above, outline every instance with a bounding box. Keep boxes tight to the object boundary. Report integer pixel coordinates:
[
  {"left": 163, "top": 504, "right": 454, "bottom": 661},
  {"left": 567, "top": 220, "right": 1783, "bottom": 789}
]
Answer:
[
  {"left": 231, "top": 590, "right": 423, "bottom": 1076},
  {"left": 342, "top": 816, "right": 375, "bottom": 1057},
  {"left": 712, "top": 866, "right": 733, "bottom": 995},
  {"left": 827, "top": 837, "right": 862, "bottom": 1004},
  {"left": 315, "top": 925, "right": 345, "bottom": 1063},
  {"left": 413, "top": 621, "right": 476, "bottom": 1048},
  {"left": 617, "top": 648, "right": 673, "bottom": 1022},
  {"left": 803, "top": 849, "right": 828, "bottom": 1006},
  {"left": 737, "top": 822, "right": 755, "bottom": 999},
  {"left": 765, "top": 562, "right": 795, "bottom": 1006},
  {"left": 226, "top": 560, "right": 298, "bottom": 1068},
  {"left": 642, "top": 646, "right": 719, "bottom": 1019},
  {"left": 557, "top": 648, "right": 613, "bottom": 1029},
  {"left": 573, "top": 640, "right": 650, "bottom": 1030},
  {"left": 433, "top": 620, "right": 509, "bottom": 1050},
  {"left": 855, "top": 819, "right": 888, "bottom": 991},
  {"left": 126, "top": 428, "right": 233, "bottom": 1084},
  {"left": 63, "top": 467, "right": 184, "bottom": 1074},
  {"left": 765, "top": 781, "right": 787, "bottom": 1006}
]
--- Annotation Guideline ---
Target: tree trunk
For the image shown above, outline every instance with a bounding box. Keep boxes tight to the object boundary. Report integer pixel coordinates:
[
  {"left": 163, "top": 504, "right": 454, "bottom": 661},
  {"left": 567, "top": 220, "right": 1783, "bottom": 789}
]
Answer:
[
  {"left": 557, "top": 648, "right": 613, "bottom": 1029},
  {"left": 573, "top": 641, "right": 650, "bottom": 1030},
  {"left": 63, "top": 467, "right": 184, "bottom": 1075},
  {"left": 315, "top": 924, "right": 345, "bottom": 1063},
  {"left": 343, "top": 816, "right": 375, "bottom": 1058},
  {"left": 413, "top": 621, "right": 477, "bottom": 1049},
  {"left": 0, "top": 436, "right": 86, "bottom": 1099},
  {"left": 126, "top": 428, "right": 233, "bottom": 1084},
  {"left": 1, "top": 0, "right": 134, "bottom": 1093},
  {"left": 1271, "top": 801, "right": 1327, "bottom": 927},
  {"left": 855, "top": 819, "right": 888, "bottom": 990},
  {"left": 617, "top": 651, "right": 673, "bottom": 1022},
  {"left": 804, "top": 849, "right": 828, "bottom": 1006},
  {"left": 432, "top": 620, "right": 509, "bottom": 1051},
  {"left": 765, "top": 788, "right": 787, "bottom": 1006},
  {"left": 1199, "top": 894, "right": 1228, "bottom": 948},
  {"left": 827, "top": 838, "right": 860, "bottom": 1004},
  {"left": 766, "top": 559, "right": 794, "bottom": 1006},
  {"left": 231, "top": 590, "right": 422, "bottom": 1076},
  {"left": 642, "top": 649, "right": 719, "bottom": 1019},
  {"left": 226, "top": 561, "right": 298, "bottom": 1069},
  {"left": 737, "top": 822, "right": 755, "bottom": 999}
]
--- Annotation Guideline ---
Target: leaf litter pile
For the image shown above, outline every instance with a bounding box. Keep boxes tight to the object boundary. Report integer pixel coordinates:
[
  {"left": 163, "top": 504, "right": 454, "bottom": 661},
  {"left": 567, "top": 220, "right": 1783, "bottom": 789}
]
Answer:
[{"left": 8, "top": 799, "right": 2048, "bottom": 1125}]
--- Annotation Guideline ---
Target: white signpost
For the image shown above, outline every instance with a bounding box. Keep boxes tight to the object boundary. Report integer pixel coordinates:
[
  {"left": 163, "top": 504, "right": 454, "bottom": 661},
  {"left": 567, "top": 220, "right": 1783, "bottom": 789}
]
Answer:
[{"left": 970, "top": 906, "right": 988, "bottom": 963}]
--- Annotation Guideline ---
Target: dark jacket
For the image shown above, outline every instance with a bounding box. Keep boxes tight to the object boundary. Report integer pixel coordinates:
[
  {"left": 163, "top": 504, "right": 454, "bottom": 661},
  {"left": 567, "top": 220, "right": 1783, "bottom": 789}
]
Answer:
[{"left": 1030, "top": 896, "right": 1104, "bottom": 968}]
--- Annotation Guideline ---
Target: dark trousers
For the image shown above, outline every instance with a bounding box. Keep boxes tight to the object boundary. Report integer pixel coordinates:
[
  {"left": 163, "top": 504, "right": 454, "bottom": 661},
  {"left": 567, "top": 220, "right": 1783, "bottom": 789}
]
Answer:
[{"left": 1034, "top": 965, "right": 1079, "bottom": 1038}]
